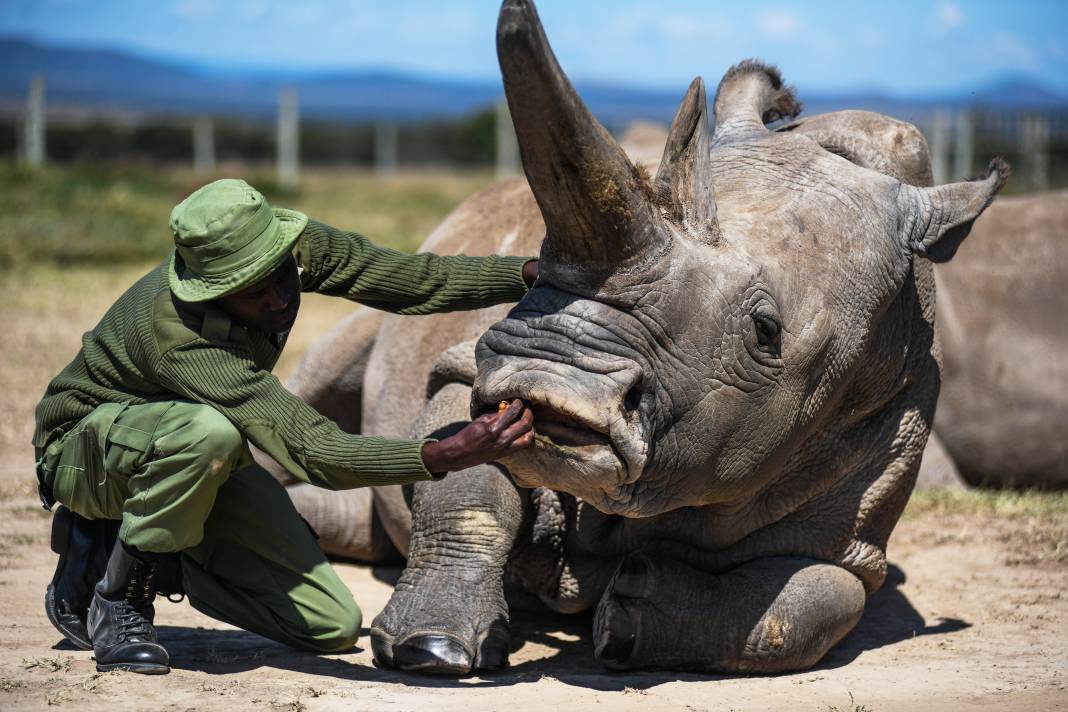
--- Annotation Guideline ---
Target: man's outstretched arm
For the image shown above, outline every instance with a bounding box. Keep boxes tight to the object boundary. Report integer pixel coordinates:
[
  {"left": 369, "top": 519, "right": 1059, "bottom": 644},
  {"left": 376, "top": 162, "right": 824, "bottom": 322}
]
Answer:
[{"left": 295, "top": 220, "right": 537, "bottom": 315}]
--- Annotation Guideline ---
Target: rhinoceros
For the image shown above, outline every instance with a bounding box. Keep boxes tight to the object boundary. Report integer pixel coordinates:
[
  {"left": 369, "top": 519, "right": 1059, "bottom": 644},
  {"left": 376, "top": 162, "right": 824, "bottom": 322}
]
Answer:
[{"left": 263, "top": 0, "right": 1009, "bottom": 673}]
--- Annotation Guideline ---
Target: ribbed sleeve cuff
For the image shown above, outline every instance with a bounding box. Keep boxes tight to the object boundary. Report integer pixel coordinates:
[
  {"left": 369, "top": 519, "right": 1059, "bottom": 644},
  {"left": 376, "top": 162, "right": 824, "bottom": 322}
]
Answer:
[
  {"left": 340, "top": 436, "right": 438, "bottom": 487},
  {"left": 477, "top": 255, "right": 534, "bottom": 307}
]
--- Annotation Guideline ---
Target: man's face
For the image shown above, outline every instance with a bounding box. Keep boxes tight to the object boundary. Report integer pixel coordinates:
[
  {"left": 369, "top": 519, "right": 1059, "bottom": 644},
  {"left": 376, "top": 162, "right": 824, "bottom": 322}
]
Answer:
[{"left": 215, "top": 255, "right": 301, "bottom": 334}]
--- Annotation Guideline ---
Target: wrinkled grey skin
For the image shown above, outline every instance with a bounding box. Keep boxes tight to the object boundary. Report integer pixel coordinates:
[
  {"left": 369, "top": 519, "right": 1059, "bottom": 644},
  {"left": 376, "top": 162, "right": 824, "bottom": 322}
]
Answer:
[
  {"left": 268, "top": 0, "right": 1009, "bottom": 675},
  {"left": 619, "top": 121, "right": 1068, "bottom": 491}
]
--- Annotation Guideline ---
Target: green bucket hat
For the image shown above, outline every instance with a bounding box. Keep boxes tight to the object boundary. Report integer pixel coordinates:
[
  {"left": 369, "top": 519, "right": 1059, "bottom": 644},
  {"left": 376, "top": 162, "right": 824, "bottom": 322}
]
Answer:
[{"left": 167, "top": 178, "right": 308, "bottom": 303}]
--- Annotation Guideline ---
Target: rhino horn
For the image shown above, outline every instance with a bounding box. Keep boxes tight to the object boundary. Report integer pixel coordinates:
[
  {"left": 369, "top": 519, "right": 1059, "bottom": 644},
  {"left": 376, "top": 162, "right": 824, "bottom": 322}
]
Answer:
[
  {"left": 778, "top": 110, "right": 934, "bottom": 187},
  {"left": 653, "top": 77, "right": 720, "bottom": 241},
  {"left": 713, "top": 60, "right": 803, "bottom": 141},
  {"left": 497, "top": 0, "right": 664, "bottom": 271},
  {"left": 900, "top": 158, "right": 1010, "bottom": 262}
]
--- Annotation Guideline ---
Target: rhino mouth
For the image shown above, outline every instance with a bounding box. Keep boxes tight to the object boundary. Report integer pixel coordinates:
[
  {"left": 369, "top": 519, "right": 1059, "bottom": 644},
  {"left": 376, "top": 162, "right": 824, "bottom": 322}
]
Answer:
[
  {"left": 472, "top": 384, "right": 646, "bottom": 510},
  {"left": 528, "top": 404, "right": 612, "bottom": 447},
  {"left": 475, "top": 399, "right": 615, "bottom": 450}
]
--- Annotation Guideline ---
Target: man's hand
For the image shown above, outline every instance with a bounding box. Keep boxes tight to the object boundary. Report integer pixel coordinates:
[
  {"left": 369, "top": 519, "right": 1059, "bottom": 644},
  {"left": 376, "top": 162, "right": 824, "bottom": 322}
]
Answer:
[
  {"left": 421, "top": 399, "right": 534, "bottom": 475},
  {"left": 522, "top": 259, "right": 539, "bottom": 288}
]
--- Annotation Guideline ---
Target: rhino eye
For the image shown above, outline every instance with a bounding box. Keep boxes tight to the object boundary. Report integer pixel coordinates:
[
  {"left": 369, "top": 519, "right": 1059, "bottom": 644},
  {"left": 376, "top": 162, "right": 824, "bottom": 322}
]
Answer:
[{"left": 752, "top": 313, "right": 782, "bottom": 357}]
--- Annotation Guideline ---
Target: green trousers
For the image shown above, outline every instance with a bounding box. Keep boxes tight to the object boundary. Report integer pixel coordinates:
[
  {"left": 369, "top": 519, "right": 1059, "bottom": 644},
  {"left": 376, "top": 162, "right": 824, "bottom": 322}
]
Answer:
[{"left": 39, "top": 400, "right": 361, "bottom": 653}]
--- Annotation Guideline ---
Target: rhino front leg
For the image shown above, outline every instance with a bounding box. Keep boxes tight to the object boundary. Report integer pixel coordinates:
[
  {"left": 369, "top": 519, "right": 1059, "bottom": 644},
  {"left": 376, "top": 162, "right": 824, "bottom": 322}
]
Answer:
[
  {"left": 371, "top": 383, "right": 526, "bottom": 674},
  {"left": 593, "top": 555, "right": 865, "bottom": 673}
]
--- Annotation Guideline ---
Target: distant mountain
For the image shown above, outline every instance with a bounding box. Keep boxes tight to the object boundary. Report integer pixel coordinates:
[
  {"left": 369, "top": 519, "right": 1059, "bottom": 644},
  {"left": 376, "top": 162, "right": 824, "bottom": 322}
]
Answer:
[
  {"left": 967, "top": 75, "right": 1068, "bottom": 108},
  {"left": 0, "top": 37, "right": 503, "bottom": 120},
  {"left": 1, "top": 37, "right": 1065, "bottom": 125}
]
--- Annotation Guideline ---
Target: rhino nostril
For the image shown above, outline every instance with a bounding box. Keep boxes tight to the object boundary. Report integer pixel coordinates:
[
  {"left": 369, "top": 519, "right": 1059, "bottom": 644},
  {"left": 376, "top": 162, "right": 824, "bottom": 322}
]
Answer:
[{"left": 623, "top": 383, "right": 643, "bottom": 413}]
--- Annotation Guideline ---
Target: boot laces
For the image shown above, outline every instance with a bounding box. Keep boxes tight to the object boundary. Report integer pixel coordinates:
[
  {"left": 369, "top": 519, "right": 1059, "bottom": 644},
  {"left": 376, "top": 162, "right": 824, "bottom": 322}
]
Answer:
[
  {"left": 123, "top": 561, "right": 157, "bottom": 605},
  {"left": 116, "top": 560, "right": 157, "bottom": 640},
  {"left": 113, "top": 602, "right": 152, "bottom": 640}
]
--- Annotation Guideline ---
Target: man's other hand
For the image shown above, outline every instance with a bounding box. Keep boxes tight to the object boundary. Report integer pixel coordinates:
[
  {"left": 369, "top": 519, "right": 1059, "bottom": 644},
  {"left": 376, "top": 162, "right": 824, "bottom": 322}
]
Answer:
[{"left": 420, "top": 399, "right": 534, "bottom": 475}]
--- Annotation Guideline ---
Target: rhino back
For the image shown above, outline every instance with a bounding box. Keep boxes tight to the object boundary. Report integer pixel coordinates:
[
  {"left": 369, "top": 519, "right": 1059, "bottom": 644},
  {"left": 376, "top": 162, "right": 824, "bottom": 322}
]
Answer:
[{"left": 934, "top": 190, "right": 1068, "bottom": 487}]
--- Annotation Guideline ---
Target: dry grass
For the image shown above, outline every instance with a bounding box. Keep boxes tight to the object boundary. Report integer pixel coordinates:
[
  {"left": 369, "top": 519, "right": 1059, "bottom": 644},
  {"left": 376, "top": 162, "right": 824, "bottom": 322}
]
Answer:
[
  {"left": 22, "top": 656, "right": 74, "bottom": 673},
  {"left": 903, "top": 487, "right": 1068, "bottom": 521},
  {"left": 0, "top": 162, "right": 495, "bottom": 268}
]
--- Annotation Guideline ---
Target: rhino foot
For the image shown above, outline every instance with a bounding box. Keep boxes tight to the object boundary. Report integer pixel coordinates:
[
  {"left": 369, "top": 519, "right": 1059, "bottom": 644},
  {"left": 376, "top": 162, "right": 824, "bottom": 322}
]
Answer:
[
  {"left": 371, "top": 576, "right": 511, "bottom": 675},
  {"left": 374, "top": 631, "right": 510, "bottom": 675},
  {"left": 594, "top": 554, "right": 869, "bottom": 672},
  {"left": 368, "top": 381, "right": 527, "bottom": 676}
]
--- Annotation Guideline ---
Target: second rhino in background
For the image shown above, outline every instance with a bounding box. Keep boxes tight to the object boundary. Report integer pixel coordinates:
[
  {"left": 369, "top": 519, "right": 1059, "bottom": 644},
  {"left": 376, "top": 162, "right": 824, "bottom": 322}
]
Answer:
[{"left": 932, "top": 189, "right": 1068, "bottom": 488}]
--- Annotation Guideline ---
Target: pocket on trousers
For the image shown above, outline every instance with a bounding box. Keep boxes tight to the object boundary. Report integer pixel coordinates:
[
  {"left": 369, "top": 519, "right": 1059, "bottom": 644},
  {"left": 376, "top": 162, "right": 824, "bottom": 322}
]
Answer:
[
  {"left": 105, "top": 420, "right": 155, "bottom": 474},
  {"left": 106, "top": 421, "right": 155, "bottom": 453},
  {"left": 104, "top": 401, "right": 176, "bottom": 467},
  {"left": 51, "top": 428, "right": 112, "bottom": 520}
]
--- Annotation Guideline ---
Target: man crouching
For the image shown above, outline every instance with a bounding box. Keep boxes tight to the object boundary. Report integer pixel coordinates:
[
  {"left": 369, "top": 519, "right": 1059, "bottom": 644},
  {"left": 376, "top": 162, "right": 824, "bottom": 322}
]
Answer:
[{"left": 33, "top": 179, "right": 537, "bottom": 673}]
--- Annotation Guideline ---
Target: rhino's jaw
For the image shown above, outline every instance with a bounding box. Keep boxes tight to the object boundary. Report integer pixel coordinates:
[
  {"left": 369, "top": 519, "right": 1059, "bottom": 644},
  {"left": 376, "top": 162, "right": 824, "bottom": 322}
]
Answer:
[{"left": 473, "top": 356, "right": 651, "bottom": 516}]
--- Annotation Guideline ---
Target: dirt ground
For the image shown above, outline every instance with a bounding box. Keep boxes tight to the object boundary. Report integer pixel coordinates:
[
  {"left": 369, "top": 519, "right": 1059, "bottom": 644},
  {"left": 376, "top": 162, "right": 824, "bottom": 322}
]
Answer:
[
  {"left": 0, "top": 480, "right": 1065, "bottom": 712},
  {"left": 1, "top": 265, "right": 1066, "bottom": 711}
]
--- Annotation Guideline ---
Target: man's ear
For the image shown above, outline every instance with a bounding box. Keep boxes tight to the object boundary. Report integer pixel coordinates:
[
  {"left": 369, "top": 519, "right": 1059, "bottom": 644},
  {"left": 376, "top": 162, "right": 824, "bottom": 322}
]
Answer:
[{"left": 900, "top": 158, "right": 1010, "bottom": 263}]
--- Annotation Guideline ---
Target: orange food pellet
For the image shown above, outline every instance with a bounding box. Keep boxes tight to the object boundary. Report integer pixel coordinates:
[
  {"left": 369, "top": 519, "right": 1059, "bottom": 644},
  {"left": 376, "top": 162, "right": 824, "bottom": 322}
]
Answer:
[{"left": 498, "top": 401, "right": 509, "bottom": 413}]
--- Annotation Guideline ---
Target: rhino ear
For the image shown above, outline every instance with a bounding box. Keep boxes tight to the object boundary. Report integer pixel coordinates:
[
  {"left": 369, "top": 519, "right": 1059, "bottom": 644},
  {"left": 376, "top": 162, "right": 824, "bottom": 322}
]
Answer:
[
  {"left": 653, "top": 77, "right": 719, "bottom": 238},
  {"left": 901, "top": 158, "right": 1010, "bottom": 262},
  {"left": 713, "top": 60, "right": 802, "bottom": 140}
]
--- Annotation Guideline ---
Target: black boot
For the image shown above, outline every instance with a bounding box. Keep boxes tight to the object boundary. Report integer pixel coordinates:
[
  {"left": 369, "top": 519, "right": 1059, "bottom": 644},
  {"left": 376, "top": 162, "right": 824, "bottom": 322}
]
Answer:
[
  {"left": 45, "top": 506, "right": 119, "bottom": 650},
  {"left": 87, "top": 540, "right": 170, "bottom": 674}
]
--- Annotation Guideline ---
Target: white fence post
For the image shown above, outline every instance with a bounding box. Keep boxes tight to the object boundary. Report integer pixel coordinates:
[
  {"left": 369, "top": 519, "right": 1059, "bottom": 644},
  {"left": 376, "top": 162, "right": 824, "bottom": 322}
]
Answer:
[
  {"left": 1023, "top": 115, "right": 1051, "bottom": 192},
  {"left": 953, "top": 111, "right": 974, "bottom": 181},
  {"left": 375, "top": 121, "right": 398, "bottom": 177},
  {"left": 929, "top": 110, "right": 950, "bottom": 185},
  {"left": 24, "top": 74, "right": 46, "bottom": 167},
  {"left": 193, "top": 117, "right": 215, "bottom": 176},
  {"left": 496, "top": 99, "right": 519, "bottom": 179},
  {"left": 277, "top": 85, "right": 300, "bottom": 190}
]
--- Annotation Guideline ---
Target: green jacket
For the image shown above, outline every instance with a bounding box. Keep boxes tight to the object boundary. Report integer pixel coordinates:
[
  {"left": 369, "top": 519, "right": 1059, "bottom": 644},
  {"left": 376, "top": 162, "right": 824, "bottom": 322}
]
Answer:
[{"left": 34, "top": 220, "right": 532, "bottom": 489}]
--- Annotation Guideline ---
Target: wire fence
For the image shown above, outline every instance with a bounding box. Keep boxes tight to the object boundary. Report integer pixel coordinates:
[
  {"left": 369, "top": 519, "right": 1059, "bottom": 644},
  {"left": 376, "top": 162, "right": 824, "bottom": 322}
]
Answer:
[
  {"left": 4, "top": 74, "right": 1067, "bottom": 194},
  {"left": 918, "top": 108, "right": 1068, "bottom": 191}
]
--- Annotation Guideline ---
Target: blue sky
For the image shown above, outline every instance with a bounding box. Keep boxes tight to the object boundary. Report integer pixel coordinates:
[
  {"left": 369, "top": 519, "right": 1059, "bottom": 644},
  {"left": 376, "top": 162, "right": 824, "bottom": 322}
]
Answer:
[{"left": 2, "top": 1, "right": 1066, "bottom": 95}]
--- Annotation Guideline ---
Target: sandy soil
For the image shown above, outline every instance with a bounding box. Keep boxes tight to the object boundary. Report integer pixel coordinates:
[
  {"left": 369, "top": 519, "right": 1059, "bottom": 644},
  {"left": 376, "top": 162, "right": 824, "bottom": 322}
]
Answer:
[{"left": 1, "top": 477, "right": 1065, "bottom": 712}]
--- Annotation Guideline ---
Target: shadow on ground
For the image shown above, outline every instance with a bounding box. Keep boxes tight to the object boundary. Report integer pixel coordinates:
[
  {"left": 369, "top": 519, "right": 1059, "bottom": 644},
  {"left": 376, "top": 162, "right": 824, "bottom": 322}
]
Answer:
[
  {"left": 820, "top": 564, "right": 970, "bottom": 669},
  {"left": 157, "top": 561, "right": 968, "bottom": 691}
]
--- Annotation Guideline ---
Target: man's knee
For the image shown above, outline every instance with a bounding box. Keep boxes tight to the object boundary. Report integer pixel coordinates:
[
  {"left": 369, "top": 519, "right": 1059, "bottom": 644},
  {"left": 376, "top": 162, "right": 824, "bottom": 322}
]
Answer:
[
  {"left": 182, "top": 406, "right": 245, "bottom": 468},
  {"left": 301, "top": 598, "right": 363, "bottom": 653},
  {"left": 318, "top": 598, "right": 363, "bottom": 652}
]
